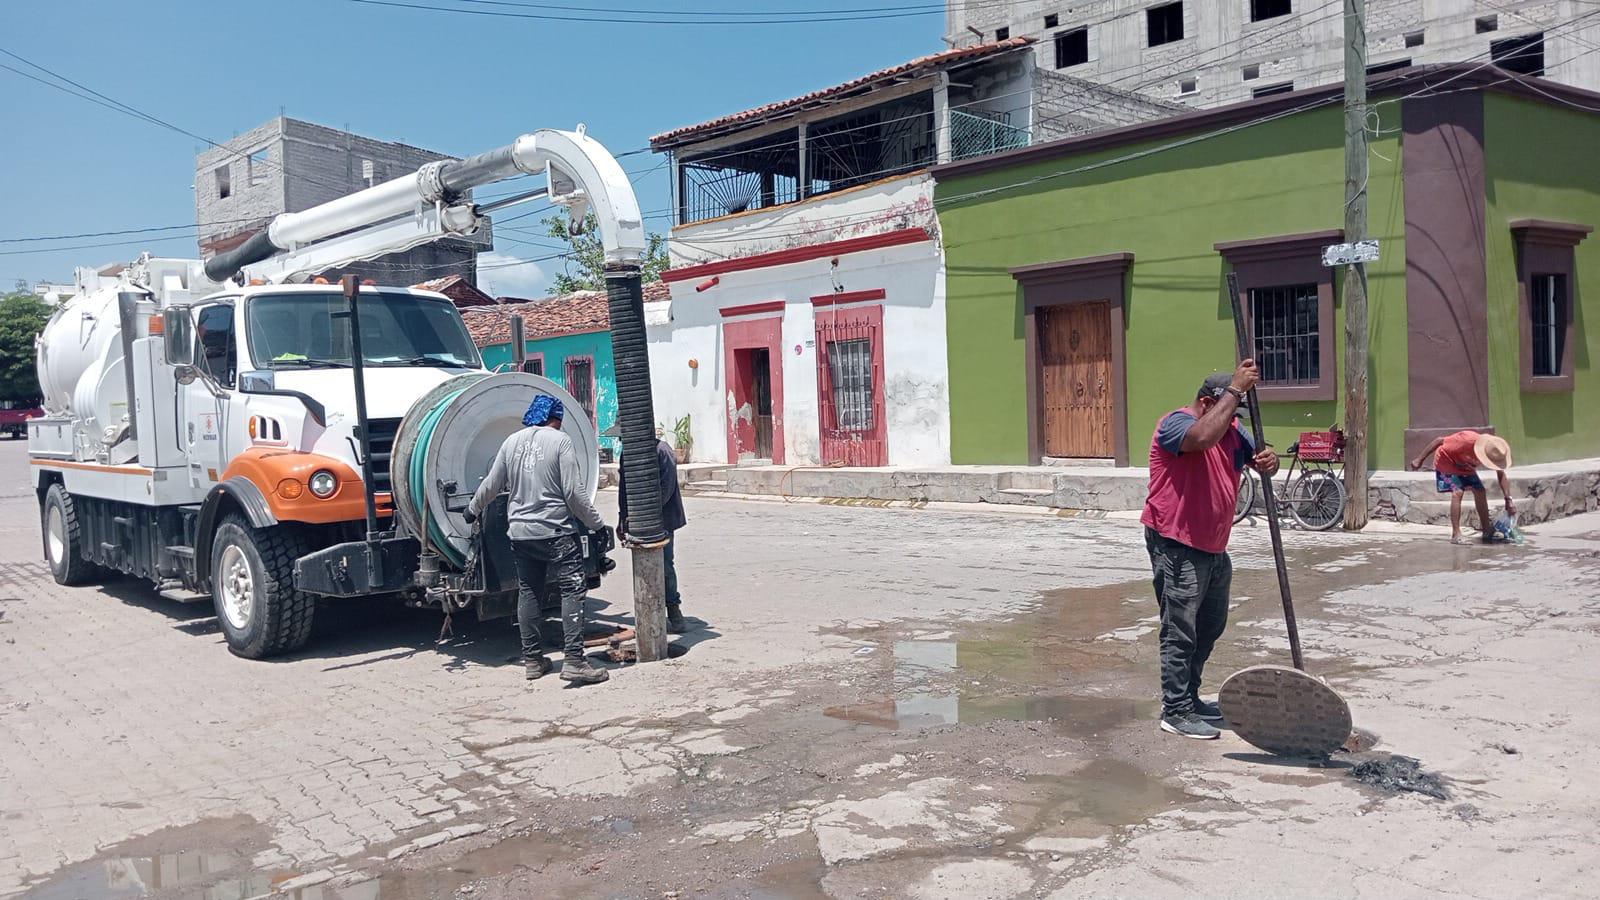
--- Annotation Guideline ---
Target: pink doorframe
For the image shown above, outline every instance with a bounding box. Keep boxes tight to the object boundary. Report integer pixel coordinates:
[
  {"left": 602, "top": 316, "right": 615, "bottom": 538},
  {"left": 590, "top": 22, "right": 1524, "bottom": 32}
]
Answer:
[{"left": 721, "top": 311, "right": 785, "bottom": 465}]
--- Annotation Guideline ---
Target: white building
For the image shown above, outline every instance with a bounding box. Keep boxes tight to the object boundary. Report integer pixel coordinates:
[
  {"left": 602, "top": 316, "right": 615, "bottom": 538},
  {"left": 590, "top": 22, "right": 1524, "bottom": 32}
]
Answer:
[
  {"left": 946, "top": 1, "right": 1600, "bottom": 109},
  {"left": 645, "top": 40, "right": 1180, "bottom": 467}
]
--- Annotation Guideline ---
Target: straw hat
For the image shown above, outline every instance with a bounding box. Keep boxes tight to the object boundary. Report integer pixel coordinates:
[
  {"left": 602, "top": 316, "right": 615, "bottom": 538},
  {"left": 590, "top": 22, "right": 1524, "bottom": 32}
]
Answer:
[{"left": 1474, "top": 433, "right": 1513, "bottom": 471}]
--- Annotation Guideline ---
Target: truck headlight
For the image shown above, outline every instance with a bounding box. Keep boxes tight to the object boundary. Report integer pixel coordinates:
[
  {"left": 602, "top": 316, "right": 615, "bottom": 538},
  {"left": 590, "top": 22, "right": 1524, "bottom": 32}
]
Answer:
[{"left": 309, "top": 470, "right": 338, "bottom": 498}]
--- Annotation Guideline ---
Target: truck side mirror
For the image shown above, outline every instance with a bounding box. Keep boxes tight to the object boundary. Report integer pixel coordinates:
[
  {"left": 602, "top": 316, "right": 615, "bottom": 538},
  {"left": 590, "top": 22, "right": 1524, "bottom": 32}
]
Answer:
[{"left": 163, "top": 306, "right": 195, "bottom": 367}]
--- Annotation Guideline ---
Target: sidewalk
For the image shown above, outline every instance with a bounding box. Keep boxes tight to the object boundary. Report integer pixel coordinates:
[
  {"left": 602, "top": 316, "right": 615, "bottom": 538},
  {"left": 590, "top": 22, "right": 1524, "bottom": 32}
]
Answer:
[{"left": 601, "top": 457, "right": 1600, "bottom": 528}]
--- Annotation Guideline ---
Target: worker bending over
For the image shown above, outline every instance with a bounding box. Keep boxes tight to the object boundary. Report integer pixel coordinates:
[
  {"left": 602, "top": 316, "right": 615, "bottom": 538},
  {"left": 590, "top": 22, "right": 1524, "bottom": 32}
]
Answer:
[
  {"left": 1142, "top": 362, "right": 1279, "bottom": 741},
  {"left": 1409, "top": 431, "right": 1515, "bottom": 544},
  {"left": 467, "top": 395, "right": 609, "bottom": 686}
]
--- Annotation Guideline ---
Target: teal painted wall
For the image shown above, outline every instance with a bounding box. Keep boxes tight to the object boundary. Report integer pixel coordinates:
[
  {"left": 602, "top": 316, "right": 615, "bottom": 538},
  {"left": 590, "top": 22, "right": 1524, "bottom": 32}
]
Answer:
[
  {"left": 480, "top": 330, "right": 618, "bottom": 451},
  {"left": 936, "top": 103, "right": 1410, "bottom": 468},
  {"left": 1483, "top": 93, "right": 1600, "bottom": 464}
]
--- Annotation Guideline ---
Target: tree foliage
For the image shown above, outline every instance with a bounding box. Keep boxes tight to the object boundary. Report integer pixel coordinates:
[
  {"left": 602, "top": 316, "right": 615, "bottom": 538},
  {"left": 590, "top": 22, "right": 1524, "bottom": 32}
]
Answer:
[
  {"left": 0, "top": 285, "right": 51, "bottom": 404},
  {"left": 543, "top": 212, "right": 669, "bottom": 295}
]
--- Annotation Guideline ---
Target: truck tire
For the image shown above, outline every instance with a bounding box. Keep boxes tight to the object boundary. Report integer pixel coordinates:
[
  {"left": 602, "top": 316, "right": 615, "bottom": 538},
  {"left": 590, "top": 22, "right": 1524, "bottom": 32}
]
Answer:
[
  {"left": 210, "top": 514, "right": 316, "bottom": 659},
  {"left": 42, "top": 484, "right": 97, "bottom": 586}
]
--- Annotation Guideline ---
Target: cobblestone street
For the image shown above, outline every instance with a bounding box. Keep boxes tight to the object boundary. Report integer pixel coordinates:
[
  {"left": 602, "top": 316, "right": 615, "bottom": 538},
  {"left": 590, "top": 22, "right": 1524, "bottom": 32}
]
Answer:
[{"left": 4, "top": 437, "right": 1600, "bottom": 899}]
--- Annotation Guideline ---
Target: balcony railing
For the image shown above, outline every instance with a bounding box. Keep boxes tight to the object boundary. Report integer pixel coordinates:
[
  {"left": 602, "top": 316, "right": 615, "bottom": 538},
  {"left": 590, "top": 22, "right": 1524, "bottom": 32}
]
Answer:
[{"left": 950, "top": 109, "right": 1031, "bottom": 162}]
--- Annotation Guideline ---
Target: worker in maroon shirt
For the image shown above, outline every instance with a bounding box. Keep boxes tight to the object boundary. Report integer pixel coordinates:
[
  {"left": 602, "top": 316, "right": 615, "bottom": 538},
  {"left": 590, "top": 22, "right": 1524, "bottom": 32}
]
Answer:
[{"left": 1142, "top": 360, "right": 1279, "bottom": 741}]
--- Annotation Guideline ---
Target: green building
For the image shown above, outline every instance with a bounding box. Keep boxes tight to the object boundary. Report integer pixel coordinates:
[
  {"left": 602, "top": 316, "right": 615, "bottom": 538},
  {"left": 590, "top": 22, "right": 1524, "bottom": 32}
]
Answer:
[{"left": 934, "top": 66, "right": 1599, "bottom": 471}]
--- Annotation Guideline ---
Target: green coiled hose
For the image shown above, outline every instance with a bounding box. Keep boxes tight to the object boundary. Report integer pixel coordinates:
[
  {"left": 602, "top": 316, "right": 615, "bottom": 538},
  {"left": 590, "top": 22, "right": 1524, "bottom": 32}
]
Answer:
[{"left": 407, "top": 384, "right": 472, "bottom": 569}]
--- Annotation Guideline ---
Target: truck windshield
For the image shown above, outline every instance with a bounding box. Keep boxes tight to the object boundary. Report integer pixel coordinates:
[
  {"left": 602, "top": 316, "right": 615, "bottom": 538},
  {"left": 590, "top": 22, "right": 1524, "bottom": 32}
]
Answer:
[{"left": 245, "top": 291, "right": 481, "bottom": 370}]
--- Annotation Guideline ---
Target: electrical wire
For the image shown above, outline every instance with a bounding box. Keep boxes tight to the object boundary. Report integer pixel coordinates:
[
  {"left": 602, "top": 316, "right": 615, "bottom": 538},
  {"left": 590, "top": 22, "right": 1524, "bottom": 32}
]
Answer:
[
  {"left": 340, "top": 0, "right": 945, "bottom": 25},
  {"left": 0, "top": 48, "right": 354, "bottom": 197}
]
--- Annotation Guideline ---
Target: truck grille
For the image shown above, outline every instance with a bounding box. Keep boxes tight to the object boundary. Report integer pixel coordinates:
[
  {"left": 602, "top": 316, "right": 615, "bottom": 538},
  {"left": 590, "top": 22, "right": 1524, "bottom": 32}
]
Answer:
[{"left": 365, "top": 418, "right": 401, "bottom": 493}]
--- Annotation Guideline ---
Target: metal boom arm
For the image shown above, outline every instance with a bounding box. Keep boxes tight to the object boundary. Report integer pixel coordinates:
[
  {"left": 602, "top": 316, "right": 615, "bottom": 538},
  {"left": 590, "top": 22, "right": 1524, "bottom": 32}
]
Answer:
[{"left": 204, "top": 126, "right": 645, "bottom": 284}]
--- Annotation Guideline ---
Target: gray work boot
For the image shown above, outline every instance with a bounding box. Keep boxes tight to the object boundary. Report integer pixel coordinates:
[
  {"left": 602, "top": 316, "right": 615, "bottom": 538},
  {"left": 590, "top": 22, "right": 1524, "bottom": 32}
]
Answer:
[
  {"left": 666, "top": 604, "right": 687, "bottom": 635},
  {"left": 560, "top": 658, "right": 610, "bottom": 685},
  {"left": 525, "top": 656, "right": 553, "bottom": 681}
]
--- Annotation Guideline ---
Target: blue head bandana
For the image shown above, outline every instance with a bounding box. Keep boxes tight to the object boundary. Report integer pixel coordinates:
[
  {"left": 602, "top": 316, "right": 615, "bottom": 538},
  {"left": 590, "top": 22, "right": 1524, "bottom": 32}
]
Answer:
[{"left": 523, "top": 395, "right": 565, "bottom": 427}]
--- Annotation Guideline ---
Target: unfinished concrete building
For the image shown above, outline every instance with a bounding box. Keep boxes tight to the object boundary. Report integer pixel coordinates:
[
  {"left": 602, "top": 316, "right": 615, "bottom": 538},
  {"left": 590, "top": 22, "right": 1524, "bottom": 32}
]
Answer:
[
  {"left": 946, "top": 1, "right": 1600, "bottom": 109},
  {"left": 194, "top": 117, "right": 487, "bottom": 286}
]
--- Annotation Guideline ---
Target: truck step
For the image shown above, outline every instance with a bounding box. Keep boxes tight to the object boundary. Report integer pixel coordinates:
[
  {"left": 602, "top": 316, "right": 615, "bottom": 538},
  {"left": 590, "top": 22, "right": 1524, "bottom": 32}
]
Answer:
[
  {"left": 165, "top": 546, "right": 195, "bottom": 559},
  {"left": 158, "top": 587, "right": 211, "bottom": 604}
]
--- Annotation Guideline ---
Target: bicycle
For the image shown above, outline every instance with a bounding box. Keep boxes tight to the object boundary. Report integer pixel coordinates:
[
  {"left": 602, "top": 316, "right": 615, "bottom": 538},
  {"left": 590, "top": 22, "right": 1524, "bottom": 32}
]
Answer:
[{"left": 1234, "top": 426, "right": 1349, "bottom": 531}]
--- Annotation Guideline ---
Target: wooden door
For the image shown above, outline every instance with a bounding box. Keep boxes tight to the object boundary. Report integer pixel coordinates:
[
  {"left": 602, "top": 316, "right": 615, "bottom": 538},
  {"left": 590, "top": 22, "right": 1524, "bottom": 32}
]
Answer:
[
  {"left": 750, "top": 348, "right": 774, "bottom": 460},
  {"left": 1038, "top": 302, "right": 1114, "bottom": 458}
]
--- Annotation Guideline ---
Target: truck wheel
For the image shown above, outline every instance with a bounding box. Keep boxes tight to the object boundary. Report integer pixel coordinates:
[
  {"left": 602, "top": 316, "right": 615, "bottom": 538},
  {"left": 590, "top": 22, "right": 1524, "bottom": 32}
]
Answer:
[
  {"left": 210, "top": 515, "right": 316, "bottom": 659},
  {"left": 42, "top": 484, "right": 96, "bottom": 586}
]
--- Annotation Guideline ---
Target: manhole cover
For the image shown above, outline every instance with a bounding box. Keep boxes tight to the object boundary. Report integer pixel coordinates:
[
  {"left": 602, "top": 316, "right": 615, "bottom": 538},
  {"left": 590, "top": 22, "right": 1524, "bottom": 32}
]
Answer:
[{"left": 1220, "top": 665, "right": 1351, "bottom": 758}]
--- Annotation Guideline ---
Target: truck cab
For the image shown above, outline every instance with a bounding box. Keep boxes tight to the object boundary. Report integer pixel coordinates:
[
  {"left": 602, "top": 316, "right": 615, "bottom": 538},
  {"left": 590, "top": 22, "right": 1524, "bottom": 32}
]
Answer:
[{"left": 174, "top": 283, "right": 483, "bottom": 512}]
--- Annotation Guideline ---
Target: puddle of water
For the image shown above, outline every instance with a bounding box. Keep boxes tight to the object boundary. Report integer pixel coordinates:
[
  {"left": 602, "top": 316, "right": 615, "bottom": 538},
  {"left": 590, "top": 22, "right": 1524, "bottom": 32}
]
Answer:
[
  {"left": 1034, "top": 758, "right": 1197, "bottom": 829},
  {"left": 823, "top": 633, "right": 1158, "bottom": 733},
  {"left": 700, "top": 856, "right": 830, "bottom": 900},
  {"left": 823, "top": 691, "right": 1158, "bottom": 733},
  {"left": 362, "top": 827, "right": 574, "bottom": 898},
  {"left": 24, "top": 851, "right": 291, "bottom": 900}
]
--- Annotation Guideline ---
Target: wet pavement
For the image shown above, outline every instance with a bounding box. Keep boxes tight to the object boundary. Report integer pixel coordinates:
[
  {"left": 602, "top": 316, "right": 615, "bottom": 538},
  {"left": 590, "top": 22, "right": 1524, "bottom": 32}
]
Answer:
[{"left": 3, "top": 438, "right": 1600, "bottom": 898}]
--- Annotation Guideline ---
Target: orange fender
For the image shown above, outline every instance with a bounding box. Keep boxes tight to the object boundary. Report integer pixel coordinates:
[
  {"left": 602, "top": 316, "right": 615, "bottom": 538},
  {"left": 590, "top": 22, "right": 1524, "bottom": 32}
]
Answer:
[{"left": 223, "top": 448, "right": 392, "bottom": 525}]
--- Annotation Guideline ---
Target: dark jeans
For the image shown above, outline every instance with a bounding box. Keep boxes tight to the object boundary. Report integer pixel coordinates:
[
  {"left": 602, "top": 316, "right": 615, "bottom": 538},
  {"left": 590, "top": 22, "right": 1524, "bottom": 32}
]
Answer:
[
  {"left": 663, "top": 532, "right": 680, "bottom": 609},
  {"left": 511, "top": 535, "right": 588, "bottom": 662},
  {"left": 1145, "top": 527, "right": 1232, "bottom": 717}
]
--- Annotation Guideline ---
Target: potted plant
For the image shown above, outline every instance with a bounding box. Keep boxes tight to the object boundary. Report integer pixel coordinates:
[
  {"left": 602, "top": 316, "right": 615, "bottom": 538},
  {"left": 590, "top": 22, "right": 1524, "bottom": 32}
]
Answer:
[{"left": 672, "top": 414, "right": 693, "bottom": 463}]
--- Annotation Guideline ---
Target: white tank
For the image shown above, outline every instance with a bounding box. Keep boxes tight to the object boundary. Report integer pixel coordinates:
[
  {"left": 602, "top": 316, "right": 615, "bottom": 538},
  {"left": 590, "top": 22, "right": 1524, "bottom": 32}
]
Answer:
[{"left": 36, "top": 283, "right": 130, "bottom": 454}]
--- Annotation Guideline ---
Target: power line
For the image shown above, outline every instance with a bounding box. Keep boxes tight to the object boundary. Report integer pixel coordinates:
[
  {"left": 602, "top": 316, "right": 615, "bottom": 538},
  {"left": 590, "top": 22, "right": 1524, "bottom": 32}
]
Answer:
[
  {"left": 0, "top": 47, "right": 353, "bottom": 197},
  {"left": 0, "top": 234, "right": 200, "bottom": 258},
  {"left": 0, "top": 217, "right": 270, "bottom": 245},
  {"left": 446, "top": 0, "right": 950, "bottom": 15},
  {"left": 341, "top": 0, "right": 949, "bottom": 25}
]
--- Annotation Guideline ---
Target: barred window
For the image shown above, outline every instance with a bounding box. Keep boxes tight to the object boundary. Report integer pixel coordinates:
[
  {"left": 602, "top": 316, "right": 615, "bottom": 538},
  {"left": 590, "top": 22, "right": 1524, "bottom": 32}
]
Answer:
[
  {"left": 1250, "top": 284, "right": 1321, "bottom": 386},
  {"left": 826, "top": 338, "right": 875, "bottom": 432},
  {"left": 1531, "top": 274, "right": 1567, "bottom": 377},
  {"left": 564, "top": 356, "right": 595, "bottom": 421}
]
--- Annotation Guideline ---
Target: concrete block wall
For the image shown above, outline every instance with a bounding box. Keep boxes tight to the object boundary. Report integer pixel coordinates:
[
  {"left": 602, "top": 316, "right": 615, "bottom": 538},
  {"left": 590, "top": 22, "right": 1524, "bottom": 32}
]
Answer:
[
  {"left": 1031, "top": 69, "right": 1187, "bottom": 141},
  {"left": 278, "top": 119, "right": 451, "bottom": 216},
  {"left": 195, "top": 119, "right": 287, "bottom": 248},
  {"left": 947, "top": 0, "right": 1600, "bottom": 110},
  {"left": 194, "top": 117, "right": 487, "bottom": 285}
]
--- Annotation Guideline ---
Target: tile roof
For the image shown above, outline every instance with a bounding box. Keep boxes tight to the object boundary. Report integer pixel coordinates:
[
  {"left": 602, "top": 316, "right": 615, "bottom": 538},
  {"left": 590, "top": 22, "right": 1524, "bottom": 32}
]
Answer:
[
  {"left": 413, "top": 274, "right": 496, "bottom": 308},
  {"left": 649, "top": 38, "right": 1035, "bottom": 149},
  {"left": 463, "top": 281, "right": 672, "bottom": 347},
  {"left": 414, "top": 274, "right": 467, "bottom": 293}
]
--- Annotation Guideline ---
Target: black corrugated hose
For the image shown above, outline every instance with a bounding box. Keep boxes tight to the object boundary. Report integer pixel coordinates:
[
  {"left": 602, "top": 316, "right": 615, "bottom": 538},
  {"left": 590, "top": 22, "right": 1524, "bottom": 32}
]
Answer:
[
  {"left": 606, "top": 266, "right": 666, "bottom": 544},
  {"left": 204, "top": 230, "right": 280, "bottom": 282}
]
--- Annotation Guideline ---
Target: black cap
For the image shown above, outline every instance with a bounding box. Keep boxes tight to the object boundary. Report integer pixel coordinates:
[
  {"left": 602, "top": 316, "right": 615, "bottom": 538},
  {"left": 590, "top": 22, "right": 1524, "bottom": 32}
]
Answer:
[{"left": 1199, "top": 372, "right": 1249, "bottom": 418}]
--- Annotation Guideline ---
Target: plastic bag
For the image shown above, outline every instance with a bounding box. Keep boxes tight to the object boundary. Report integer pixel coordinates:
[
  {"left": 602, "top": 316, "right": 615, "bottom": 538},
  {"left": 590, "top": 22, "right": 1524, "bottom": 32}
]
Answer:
[{"left": 1491, "top": 510, "right": 1524, "bottom": 545}]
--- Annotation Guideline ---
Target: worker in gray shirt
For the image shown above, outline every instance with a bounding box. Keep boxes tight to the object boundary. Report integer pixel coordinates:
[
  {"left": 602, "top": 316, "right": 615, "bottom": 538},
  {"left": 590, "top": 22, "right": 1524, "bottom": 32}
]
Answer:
[{"left": 466, "top": 395, "right": 609, "bottom": 685}]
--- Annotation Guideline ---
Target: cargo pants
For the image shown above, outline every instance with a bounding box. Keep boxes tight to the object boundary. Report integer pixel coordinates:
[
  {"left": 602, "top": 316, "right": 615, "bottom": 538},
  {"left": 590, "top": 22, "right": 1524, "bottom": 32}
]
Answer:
[
  {"left": 1145, "top": 527, "right": 1233, "bottom": 717},
  {"left": 511, "top": 535, "right": 588, "bottom": 663}
]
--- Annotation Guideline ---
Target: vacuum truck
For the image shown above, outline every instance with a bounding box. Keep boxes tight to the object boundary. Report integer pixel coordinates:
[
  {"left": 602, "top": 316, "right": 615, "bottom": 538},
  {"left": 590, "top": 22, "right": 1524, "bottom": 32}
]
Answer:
[{"left": 29, "top": 127, "right": 655, "bottom": 659}]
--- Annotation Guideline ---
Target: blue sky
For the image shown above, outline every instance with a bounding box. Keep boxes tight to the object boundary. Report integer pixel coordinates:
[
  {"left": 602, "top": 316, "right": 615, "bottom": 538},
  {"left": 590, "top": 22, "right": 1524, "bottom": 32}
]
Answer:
[{"left": 1, "top": 0, "right": 945, "bottom": 295}]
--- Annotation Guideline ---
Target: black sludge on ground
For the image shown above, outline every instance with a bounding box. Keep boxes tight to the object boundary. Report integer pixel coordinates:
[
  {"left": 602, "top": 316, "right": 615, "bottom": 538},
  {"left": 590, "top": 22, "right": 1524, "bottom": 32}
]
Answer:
[{"left": 1349, "top": 755, "right": 1451, "bottom": 800}]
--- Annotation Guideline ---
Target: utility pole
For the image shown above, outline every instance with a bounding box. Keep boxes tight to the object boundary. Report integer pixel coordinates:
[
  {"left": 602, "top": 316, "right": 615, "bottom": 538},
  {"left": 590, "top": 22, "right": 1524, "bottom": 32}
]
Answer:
[
  {"left": 1342, "top": 0, "right": 1370, "bottom": 530},
  {"left": 606, "top": 266, "right": 670, "bottom": 662}
]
